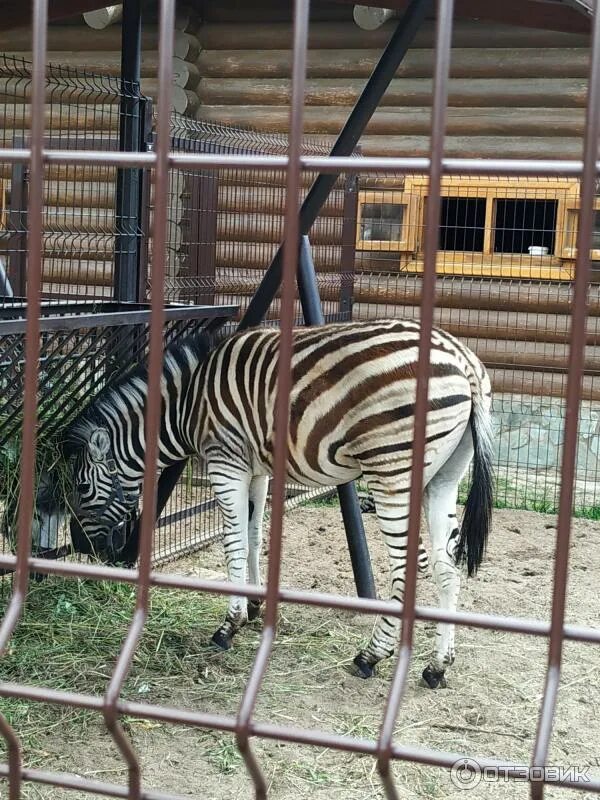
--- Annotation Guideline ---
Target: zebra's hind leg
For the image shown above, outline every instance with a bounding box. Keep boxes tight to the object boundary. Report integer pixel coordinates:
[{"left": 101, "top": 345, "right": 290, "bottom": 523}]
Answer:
[
  {"left": 352, "top": 487, "right": 410, "bottom": 679},
  {"left": 361, "top": 492, "right": 429, "bottom": 574},
  {"left": 421, "top": 431, "right": 473, "bottom": 688},
  {"left": 208, "top": 465, "right": 251, "bottom": 651},
  {"left": 247, "top": 475, "right": 268, "bottom": 622}
]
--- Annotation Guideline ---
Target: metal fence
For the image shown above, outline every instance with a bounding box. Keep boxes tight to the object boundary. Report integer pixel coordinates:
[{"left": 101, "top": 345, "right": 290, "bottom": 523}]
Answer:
[
  {"left": 0, "top": 0, "right": 599, "bottom": 799},
  {"left": 0, "top": 53, "right": 355, "bottom": 567},
  {"left": 351, "top": 172, "right": 600, "bottom": 512},
  {"left": 160, "top": 113, "right": 356, "bottom": 325},
  {"left": 0, "top": 52, "right": 149, "bottom": 304}
]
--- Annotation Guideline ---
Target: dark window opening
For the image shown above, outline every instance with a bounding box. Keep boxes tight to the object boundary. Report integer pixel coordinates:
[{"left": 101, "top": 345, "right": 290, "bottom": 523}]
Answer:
[
  {"left": 439, "top": 197, "right": 486, "bottom": 252},
  {"left": 592, "top": 209, "right": 600, "bottom": 250},
  {"left": 494, "top": 199, "right": 558, "bottom": 254}
]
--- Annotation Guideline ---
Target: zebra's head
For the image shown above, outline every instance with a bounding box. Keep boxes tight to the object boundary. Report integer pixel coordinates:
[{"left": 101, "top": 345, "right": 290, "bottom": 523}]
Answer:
[{"left": 65, "top": 424, "right": 141, "bottom": 562}]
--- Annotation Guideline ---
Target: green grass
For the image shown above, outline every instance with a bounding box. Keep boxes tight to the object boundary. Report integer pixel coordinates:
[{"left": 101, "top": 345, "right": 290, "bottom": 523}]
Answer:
[
  {"left": 0, "top": 408, "right": 75, "bottom": 550},
  {"left": 0, "top": 573, "right": 372, "bottom": 775},
  {"left": 0, "top": 576, "right": 224, "bottom": 766},
  {"left": 574, "top": 505, "right": 600, "bottom": 520},
  {"left": 301, "top": 491, "right": 339, "bottom": 508},
  {"left": 206, "top": 735, "right": 244, "bottom": 775}
]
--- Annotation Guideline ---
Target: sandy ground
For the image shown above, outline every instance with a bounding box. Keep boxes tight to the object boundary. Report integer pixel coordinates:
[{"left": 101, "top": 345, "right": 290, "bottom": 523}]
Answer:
[{"left": 7, "top": 504, "right": 600, "bottom": 800}]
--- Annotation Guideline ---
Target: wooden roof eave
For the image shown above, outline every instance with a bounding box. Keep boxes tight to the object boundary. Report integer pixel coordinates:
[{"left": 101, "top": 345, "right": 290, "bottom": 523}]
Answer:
[
  {"left": 2, "top": 0, "right": 108, "bottom": 33},
  {"left": 1, "top": 0, "right": 594, "bottom": 34},
  {"left": 331, "top": 0, "right": 593, "bottom": 33}
]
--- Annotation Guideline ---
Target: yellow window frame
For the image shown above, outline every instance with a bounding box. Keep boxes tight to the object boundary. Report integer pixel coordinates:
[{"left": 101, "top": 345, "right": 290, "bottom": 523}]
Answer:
[
  {"left": 356, "top": 190, "right": 418, "bottom": 253},
  {"left": 409, "top": 176, "right": 578, "bottom": 279},
  {"left": 561, "top": 198, "right": 600, "bottom": 260}
]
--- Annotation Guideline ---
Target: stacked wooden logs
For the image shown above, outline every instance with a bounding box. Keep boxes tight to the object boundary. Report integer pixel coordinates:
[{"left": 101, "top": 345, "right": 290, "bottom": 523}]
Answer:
[
  {"left": 212, "top": 268, "right": 600, "bottom": 400},
  {"left": 193, "top": 4, "right": 590, "bottom": 159},
  {"left": 175, "top": 159, "right": 352, "bottom": 318},
  {"left": 0, "top": 9, "right": 201, "bottom": 297}
]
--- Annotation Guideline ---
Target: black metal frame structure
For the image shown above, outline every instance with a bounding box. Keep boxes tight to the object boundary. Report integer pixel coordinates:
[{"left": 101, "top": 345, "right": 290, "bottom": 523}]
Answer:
[
  {"left": 0, "top": 300, "right": 238, "bottom": 564},
  {"left": 114, "top": 0, "right": 146, "bottom": 303}
]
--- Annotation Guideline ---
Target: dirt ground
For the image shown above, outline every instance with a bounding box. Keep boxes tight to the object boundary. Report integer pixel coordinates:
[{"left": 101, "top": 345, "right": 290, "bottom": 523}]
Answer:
[{"left": 8, "top": 504, "right": 600, "bottom": 800}]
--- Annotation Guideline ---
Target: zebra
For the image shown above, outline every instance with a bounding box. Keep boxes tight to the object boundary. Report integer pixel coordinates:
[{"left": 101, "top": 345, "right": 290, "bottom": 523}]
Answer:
[{"left": 62, "top": 319, "right": 494, "bottom": 687}]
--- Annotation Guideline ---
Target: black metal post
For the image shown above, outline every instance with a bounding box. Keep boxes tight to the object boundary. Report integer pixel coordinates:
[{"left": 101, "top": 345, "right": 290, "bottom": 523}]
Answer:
[
  {"left": 298, "top": 236, "right": 376, "bottom": 598},
  {"left": 136, "top": 97, "right": 154, "bottom": 302},
  {"left": 239, "top": 0, "right": 432, "bottom": 330},
  {"left": 114, "top": 0, "right": 143, "bottom": 303},
  {"left": 339, "top": 174, "right": 359, "bottom": 319},
  {"left": 6, "top": 141, "right": 28, "bottom": 299}
]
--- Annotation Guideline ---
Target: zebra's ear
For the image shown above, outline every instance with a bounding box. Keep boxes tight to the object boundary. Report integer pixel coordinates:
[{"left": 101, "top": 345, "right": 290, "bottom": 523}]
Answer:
[{"left": 88, "top": 428, "right": 111, "bottom": 462}]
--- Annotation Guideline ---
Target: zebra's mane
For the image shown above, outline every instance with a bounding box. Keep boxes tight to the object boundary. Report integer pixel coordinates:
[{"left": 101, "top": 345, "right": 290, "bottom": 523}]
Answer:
[{"left": 62, "top": 332, "right": 213, "bottom": 458}]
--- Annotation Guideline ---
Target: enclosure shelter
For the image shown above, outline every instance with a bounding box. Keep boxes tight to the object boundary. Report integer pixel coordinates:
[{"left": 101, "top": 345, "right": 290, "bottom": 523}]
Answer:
[{"left": 0, "top": 0, "right": 599, "bottom": 798}]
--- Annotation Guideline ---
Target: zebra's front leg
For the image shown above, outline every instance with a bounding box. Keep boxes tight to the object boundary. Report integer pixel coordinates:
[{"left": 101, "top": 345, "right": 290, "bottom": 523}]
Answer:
[
  {"left": 353, "top": 490, "right": 409, "bottom": 678},
  {"left": 247, "top": 475, "right": 269, "bottom": 623},
  {"left": 208, "top": 465, "right": 251, "bottom": 651}
]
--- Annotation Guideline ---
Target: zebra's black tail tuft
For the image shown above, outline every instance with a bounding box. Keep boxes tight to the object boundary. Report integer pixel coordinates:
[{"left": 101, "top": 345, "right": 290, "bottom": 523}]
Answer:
[{"left": 454, "top": 401, "right": 494, "bottom": 577}]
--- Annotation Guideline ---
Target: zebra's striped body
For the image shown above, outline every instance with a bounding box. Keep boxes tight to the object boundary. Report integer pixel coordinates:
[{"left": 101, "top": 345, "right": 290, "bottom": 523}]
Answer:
[{"left": 64, "top": 319, "right": 494, "bottom": 684}]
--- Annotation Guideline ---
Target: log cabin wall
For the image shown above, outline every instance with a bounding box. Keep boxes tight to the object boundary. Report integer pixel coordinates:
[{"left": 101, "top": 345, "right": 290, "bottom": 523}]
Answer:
[
  {"left": 0, "top": 54, "right": 126, "bottom": 300},
  {"left": 0, "top": 7, "right": 202, "bottom": 301},
  {"left": 192, "top": 1, "right": 600, "bottom": 358},
  {"left": 194, "top": 0, "right": 589, "bottom": 159},
  {"left": 0, "top": 8, "right": 202, "bottom": 115},
  {"left": 164, "top": 116, "right": 356, "bottom": 323},
  {"left": 0, "top": 5, "right": 353, "bottom": 316},
  {"left": 0, "top": 58, "right": 353, "bottom": 320}
]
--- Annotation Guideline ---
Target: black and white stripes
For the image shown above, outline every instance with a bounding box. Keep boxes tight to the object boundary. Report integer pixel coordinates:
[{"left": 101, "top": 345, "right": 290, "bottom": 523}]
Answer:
[{"left": 63, "top": 319, "right": 494, "bottom": 684}]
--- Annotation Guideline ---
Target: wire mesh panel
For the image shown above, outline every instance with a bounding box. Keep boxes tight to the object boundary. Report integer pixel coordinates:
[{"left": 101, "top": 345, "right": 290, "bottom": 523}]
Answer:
[
  {"left": 157, "top": 114, "right": 357, "bottom": 325},
  {"left": 353, "top": 172, "right": 600, "bottom": 513},
  {"left": 0, "top": 53, "right": 149, "bottom": 305},
  {"left": 0, "top": 302, "right": 236, "bottom": 562}
]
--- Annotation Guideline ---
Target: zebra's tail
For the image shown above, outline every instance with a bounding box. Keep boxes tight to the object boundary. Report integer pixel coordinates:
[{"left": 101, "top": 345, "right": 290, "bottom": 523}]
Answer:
[{"left": 454, "top": 393, "right": 494, "bottom": 578}]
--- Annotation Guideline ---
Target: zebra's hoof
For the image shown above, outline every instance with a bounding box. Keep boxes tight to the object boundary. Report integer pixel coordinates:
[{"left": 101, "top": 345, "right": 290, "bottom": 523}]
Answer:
[
  {"left": 359, "top": 495, "right": 376, "bottom": 514},
  {"left": 421, "top": 666, "right": 447, "bottom": 689},
  {"left": 211, "top": 628, "right": 234, "bottom": 651},
  {"left": 247, "top": 600, "right": 263, "bottom": 621},
  {"left": 352, "top": 653, "right": 375, "bottom": 679}
]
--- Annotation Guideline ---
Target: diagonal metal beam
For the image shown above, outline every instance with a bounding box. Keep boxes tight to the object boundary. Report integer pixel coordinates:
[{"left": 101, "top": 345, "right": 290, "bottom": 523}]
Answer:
[
  {"left": 560, "top": 0, "right": 594, "bottom": 16},
  {"left": 239, "top": 0, "right": 433, "bottom": 331}
]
